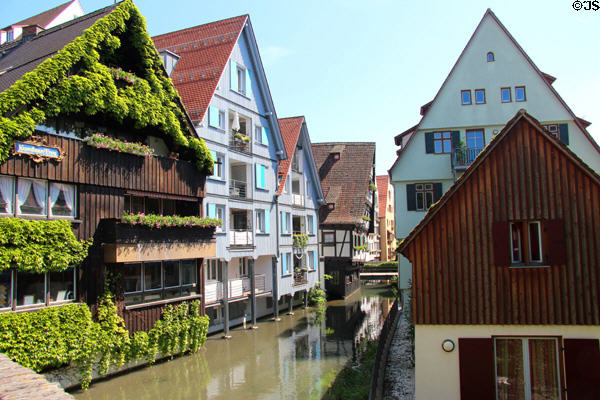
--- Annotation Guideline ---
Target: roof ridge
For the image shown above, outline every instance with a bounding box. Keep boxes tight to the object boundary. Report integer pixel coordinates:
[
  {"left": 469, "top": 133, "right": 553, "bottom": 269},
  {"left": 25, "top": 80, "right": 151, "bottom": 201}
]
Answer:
[
  {"left": 153, "top": 15, "right": 248, "bottom": 40},
  {"left": 2, "top": 0, "right": 76, "bottom": 29}
]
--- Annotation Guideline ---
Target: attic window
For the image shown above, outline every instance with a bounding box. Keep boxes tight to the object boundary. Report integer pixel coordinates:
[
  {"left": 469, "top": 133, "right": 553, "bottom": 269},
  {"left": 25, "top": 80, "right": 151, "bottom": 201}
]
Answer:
[
  {"left": 487, "top": 52, "right": 495, "bottom": 62},
  {"left": 7, "top": 30, "right": 14, "bottom": 42}
]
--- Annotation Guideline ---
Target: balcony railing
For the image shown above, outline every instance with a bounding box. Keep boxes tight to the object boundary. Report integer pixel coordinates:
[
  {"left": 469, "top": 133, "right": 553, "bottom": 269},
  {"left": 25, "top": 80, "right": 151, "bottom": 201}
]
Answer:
[
  {"left": 229, "top": 179, "right": 249, "bottom": 199},
  {"left": 293, "top": 269, "right": 308, "bottom": 286},
  {"left": 241, "top": 274, "right": 267, "bottom": 294},
  {"left": 229, "top": 278, "right": 244, "bottom": 298},
  {"left": 230, "top": 229, "right": 253, "bottom": 247},
  {"left": 205, "top": 280, "right": 223, "bottom": 304},
  {"left": 453, "top": 147, "right": 483, "bottom": 169},
  {"left": 229, "top": 133, "right": 252, "bottom": 155},
  {"left": 292, "top": 193, "right": 304, "bottom": 206}
]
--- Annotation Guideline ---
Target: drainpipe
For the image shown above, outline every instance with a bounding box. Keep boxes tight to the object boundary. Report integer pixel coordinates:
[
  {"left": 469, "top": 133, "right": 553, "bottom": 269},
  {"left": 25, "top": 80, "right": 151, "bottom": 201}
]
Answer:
[{"left": 272, "top": 193, "right": 281, "bottom": 321}]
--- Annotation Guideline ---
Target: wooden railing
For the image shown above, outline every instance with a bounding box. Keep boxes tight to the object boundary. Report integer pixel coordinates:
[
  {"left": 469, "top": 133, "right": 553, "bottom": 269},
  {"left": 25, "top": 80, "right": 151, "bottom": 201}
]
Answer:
[{"left": 369, "top": 298, "right": 401, "bottom": 400}]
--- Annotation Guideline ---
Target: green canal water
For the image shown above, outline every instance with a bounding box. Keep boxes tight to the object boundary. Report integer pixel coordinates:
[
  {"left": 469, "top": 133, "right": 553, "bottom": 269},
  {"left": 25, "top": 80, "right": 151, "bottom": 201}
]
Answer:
[{"left": 73, "top": 284, "right": 394, "bottom": 400}]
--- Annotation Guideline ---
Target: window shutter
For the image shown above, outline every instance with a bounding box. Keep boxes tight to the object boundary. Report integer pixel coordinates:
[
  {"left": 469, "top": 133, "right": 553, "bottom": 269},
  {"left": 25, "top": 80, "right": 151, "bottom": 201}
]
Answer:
[
  {"left": 209, "top": 106, "right": 221, "bottom": 128},
  {"left": 282, "top": 253, "right": 287, "bottom": 274},
  {"left": 492, "top": 221, "right": 510, "bottom": 266},
  {"left": 558, "top": 123, "right": 569, "bottom": 145},
  {"left": 406, "top": 184, "right": 416, "bottom": 211},
  {"left": 230, "top": 60, "right": 237, "bottom": 91},
  {"left": 313, "top": 251, "right": 317, "bottom": 269},
  {"left": 424, "top": 132, "right": 434, "bottom": 153},
  {"left": 208, "top": 204, "right": 216, "bottom": 218},
  {"left": 433, "top": 182, "right": 443, "bottom": 202},
  {"left": 458, "top": 338, "right": 495, "bottom": 400},
  {"left": 281, "top": 211, "right": 286, "bottom": 233},
  {"left": 265, "top": 209, "right": 270, "bottom": 234},
  {"left": 312, "top": 215, "right": 316, "bottom": 234},
  {"left": 451, "top": 131, "right": 460, "bottom": 150},
  {"left": 262, "top": 127, "right": 270, "bottom": 145},
  {"left": 564, "top": 338, "right": 600, "bottom": 399},
  {"left": 260, "top": 165, "right": 266, "bottom": 188},
  {"left": 246, "top": 68, "right": 252, "bottom": 98},
  {"left": 545, "top": 219, "right": 567, "bottom": 265}
]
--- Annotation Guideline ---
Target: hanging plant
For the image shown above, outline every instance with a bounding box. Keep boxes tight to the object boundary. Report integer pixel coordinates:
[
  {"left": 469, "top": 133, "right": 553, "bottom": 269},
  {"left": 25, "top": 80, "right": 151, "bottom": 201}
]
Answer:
[
  {"left": 362, "top": 216, "right": 371, "bottom": 222},
  {"left": 107, "top": 67, "right": 138, "bottom": 86},
  {"left": 121, "top": 212, "right": 221, "bottom": 229},
  {"left": 293, "top": 233, "right": 309, "bottom": 251}
]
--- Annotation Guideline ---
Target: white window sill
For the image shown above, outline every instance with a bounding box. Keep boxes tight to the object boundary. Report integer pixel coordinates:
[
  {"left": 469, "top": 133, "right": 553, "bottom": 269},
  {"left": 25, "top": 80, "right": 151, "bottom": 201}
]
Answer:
[
  {"left": 508, "top": 264, "right": 551, "bottom": 269},
  {"left": 208, "top": 126, "right": 226, "bottom": 132},
  {"left": 255, "top": 142, "right": 269, "bottom": 148},
  {"left": 230, "top": 88, "right": 251, "bottom": 100},
  {"left": 256, "top": 232, "right": 270, "bottom": 236},
  {"left": 207, "top": 177, "right": 225, "bottom": 182}
]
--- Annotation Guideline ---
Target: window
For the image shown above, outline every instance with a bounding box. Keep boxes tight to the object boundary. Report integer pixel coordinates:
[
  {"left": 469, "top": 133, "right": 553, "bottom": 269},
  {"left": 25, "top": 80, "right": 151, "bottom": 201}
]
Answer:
[
  {"left": 282, "top": 252, "right": 292, "bottom": 275},
  {"left": 510, "top": 221, "right": 543, "bottom": 264},
  {"left": 256, "top": 209, "right": 270, "bottom": 234},
  {"left": 7, "top": 30, "right": 13, "bottom": 42},
  {"left": 501, "top": 87, "right": 512, "bottom": 103},
  {"left": 206, "top": 259, "right": 223, "bottom": 281},
  {"left": 124, "top": 260, "right": 198, "bottom": 305},
  {"left": 237, "top": 66, "right": 246, "bottom": 95},
  {"left": 466, "top": 129, "right": 485, "bottom": 150},
  {"left": 255, "top": 126, "right": 269, "bottom": 146},
  {"left": 208, "top": 106, "right": 225, "bottom": 130},
  {"left": 544, "top": 124, "right": 559, "bottom": 138},
  {"left": 515, "top": 86, "right": 526, "bottom": 102},
  {"left": 494, "top": 337, "right": 561, "bottom": 400},
  {"left": 210, "top": 151, "right": 224, "bottom": 180},
  {"left": 207, "top": 204, "right": 225, "bottom": 233},
  {"left": 433, "top": 131, "right": 452, "bottom": 153},
  {"left": 415, "top": 183, "right": 434, "bottom": 211},
  {"left": 461, "top": 90, "right": 472, "bottom": 105},
  {"left": 487, "top": 52, "right": 494, "bottom": 62},
  {"left": 281, "top": 211, "right": 291, "bottom": 234},
  {"left": 49, "top": 183, "right": 76, "bottom": 217},
  {"left": 255, "top": 164, "right": 266, "bottom": 190},
  {"left": 307, "top": 214, "right": 315, "bottom": 235},
  {"left": 323, "top": 231, "right": 334, "bottom": 243},
  {"left": 17, "top": 178, "right": 46, "bottom": 216},
  {"left": 239, "top": 258, "right": 248, "bottom": 276},
  {"left": 0, "top": 175, "right": 14, "bottom": 215},
  {"left": 1, "top": 268, "right": 75, "bottom": 310},
  {"left": 308, "top": 251, "right": 316, "bottom": 270},
  {"left": 475, "top": 89, "right": 486, "bottom": 104},
  {"left": 125, "top": 195, "right": 198, "bottom": 217}
]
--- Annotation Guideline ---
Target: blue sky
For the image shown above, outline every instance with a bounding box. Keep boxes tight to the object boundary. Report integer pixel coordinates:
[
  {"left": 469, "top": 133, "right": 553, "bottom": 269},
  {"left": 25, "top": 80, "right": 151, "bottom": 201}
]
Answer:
[{"left": 2, "top": 0, "right": 599, "bottom": 176}]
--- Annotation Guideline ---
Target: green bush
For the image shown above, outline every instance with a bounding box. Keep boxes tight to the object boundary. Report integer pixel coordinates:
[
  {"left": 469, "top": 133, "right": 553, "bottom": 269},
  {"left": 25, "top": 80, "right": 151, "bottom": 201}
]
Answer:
[
  {"left": 0, "top": 218, "right": 90, "bottom": 273},
  {"left": 364, "top": 261, "right": 398, "bottom": 268},
  {"left": 0, "top": 295, "right": 208, "bottom": 389}
]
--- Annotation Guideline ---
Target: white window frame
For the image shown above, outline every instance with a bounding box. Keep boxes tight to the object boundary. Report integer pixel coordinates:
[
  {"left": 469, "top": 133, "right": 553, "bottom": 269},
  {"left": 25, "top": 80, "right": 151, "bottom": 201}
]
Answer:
[
  {"left": 236, "top": 65, "right": 246, "bottom": 95},
  {"left": 307, "top": 215, "right": 315, "bottom": 235},
  {"left": 215, "top": 205, "right": 225, "bottom": 233},
  {"left": 528, "top": 221, "right": 543, "bottom": 263},
  {"left": 256, "top": 209, "right": 266, "bottom": 234},
  {"left": 0, "top": 174, "right": 15, "bottom": 215},
  {"left": 210, "top": 152, "right": 225, "bottom": 180},
  {"left": 308, "top": 251, "right": 315, "bottom": 270}
]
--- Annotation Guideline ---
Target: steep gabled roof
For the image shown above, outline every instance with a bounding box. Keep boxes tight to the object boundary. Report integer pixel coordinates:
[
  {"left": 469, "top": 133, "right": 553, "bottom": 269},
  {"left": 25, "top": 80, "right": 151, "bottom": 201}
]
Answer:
[
  {"left": 277, "top": 116, "right": 304, "bottom": 194},
  {"left": 0, "top": 5, "right": 113, "bottom": 92},
  {"left": 2, "top": 1, "right": 77, "bottom": 31},
  {"left": 397, "top": 109, "right": 600, "bottom": 255},
  {"left": 312, "top": 142, "right": 375, "bottom": 225},
  {"left": 389, "top": 8, "right": 599, "bottom": 174},
  {"left": 152, "top": 16, "right": 247, "bottom": 122},
  {"left": 376, "top": 175, "right": 388, "bottom": 217}
]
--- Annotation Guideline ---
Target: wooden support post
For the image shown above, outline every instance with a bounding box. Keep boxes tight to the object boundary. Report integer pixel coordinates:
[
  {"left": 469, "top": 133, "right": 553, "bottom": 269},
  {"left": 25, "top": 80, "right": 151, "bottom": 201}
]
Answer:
[
  {"left": 249, "top": 258, "right": 257, "bottom": 329},
  {"left": 271, "top": 256, "right": 280, "bottom": 321},
  {"left": 304, "top": 290, "right": 308, "bottom": 309},
  {"left": 222, "top": 260, "right": 231, "bottom": 339},
  {"left": 287, "top": 294, "right": 294, "bottom": 316}
]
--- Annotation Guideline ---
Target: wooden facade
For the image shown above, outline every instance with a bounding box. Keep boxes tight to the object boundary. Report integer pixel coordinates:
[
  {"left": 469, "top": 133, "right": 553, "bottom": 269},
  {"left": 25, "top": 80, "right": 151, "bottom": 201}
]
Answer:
[
  {"left": 1, "top": 132, "right": 215, "bottom": 330},
  {"left": 400, "top": 113, "right": 600, "bottom": 326},
  {"left": 320, "top": 226, "right": 365, "bottom": 298}
]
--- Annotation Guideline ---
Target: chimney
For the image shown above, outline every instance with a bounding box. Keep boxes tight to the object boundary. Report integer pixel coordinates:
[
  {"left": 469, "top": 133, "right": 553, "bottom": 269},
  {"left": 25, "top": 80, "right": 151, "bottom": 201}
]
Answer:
[{"left": 22, "top": 25, "right": 44, "bottom": 41}]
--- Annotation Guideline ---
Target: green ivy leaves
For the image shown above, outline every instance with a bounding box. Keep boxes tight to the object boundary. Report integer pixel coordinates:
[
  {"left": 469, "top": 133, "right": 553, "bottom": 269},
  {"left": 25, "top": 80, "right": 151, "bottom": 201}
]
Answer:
[{"left": 0, "top": 218, "right": 90, "bottom": 273}]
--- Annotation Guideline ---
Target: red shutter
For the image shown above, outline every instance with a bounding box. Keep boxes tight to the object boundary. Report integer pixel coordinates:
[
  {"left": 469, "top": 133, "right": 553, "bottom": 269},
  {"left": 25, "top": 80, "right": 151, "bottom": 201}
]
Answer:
[
  {"left": 545, "top": 219, "right": 566, "bottom": 265},
  {"left": 459, "top": 338, "right": 495, "bottom": 400},
  {"left": 564, "top": 338, "right": 600, "bottom": 399},
  {"left": 492, "top": 221, "right": 510, "bottom": 266}
]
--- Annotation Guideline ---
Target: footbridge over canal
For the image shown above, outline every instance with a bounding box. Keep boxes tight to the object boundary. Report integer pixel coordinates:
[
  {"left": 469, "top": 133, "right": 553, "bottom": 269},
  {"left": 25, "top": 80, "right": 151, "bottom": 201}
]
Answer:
[{"left": 359, "top": 264, "right": 398, "bottom": 280}]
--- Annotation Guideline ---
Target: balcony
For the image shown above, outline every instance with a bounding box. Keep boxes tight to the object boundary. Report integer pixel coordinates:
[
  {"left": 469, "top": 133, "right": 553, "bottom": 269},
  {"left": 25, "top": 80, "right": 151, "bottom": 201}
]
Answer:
[
  {"left": 205, "top": 280, "right": 223, "bottom": 304},
  {"left": 229, "top": 179, "right": 248, "bottom": 199},
  {"left": 98, "top": 218, "right": 216, "bottom": 263},
  {"left": 241, "top": 274, "right": 267, "bottom": 294},
  {"left": 453, "top": 147, "right": 483, "bottom": 169},
  {"left": 229, "top": 132, "right": 252, "bottom": 155},
  {"left": 293, "top": 269, "right": 308, "bottom": 286},
  {"left": 230, "top": 229, "right": 253, "bottom": 247}
]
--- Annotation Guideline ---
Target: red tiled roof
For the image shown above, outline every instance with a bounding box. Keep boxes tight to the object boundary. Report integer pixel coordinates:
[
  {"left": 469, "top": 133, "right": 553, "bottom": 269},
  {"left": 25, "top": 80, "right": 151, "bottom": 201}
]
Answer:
[
  {"left": 2, "top": 1, "right": 76, "bottom": 30},
  {"left": 277, "top": 116, "right": 304, "bottom": 194},
  {"left": 152, "top": 15, "right": 247, "bottom": 122},
  {"left": 312, "top": 142, "right": 375, "bottom": 226},
  {"left": 376, "top": 175, "right": 388, "bottom": 217}
]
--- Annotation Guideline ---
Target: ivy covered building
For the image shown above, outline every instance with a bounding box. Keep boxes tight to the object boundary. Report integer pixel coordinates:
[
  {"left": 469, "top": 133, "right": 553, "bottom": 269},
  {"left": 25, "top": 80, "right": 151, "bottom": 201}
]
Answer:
[{"left": 0, "top": 0, "right": 217, "bottom": 332}]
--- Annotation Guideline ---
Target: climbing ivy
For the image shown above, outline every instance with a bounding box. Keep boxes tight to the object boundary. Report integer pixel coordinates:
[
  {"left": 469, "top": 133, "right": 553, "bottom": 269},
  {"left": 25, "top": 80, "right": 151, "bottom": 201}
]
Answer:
[
  {"left": 0, "top": 0, "right": 213, "bottom": 174},
  {"left": 0, "top": 218, "right": 90, "bottom": 273}
]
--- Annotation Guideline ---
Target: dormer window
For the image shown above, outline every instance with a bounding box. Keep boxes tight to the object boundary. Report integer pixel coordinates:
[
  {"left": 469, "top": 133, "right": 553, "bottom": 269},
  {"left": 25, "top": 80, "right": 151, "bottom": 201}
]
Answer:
[
  {"left": 487, "top": 52, "right": 495, "bottom": 62},
  {"left": 7, "top": 30, "right": 14, "bottom": 42},
  {"left": 159, "top": 50, "right": 180, "bottom": 77}
]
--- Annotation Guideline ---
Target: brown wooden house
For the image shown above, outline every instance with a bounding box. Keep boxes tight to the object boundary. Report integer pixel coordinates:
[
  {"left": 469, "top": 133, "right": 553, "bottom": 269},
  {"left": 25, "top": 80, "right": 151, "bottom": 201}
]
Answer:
[
  {"left": 311, "top": 142, "right": 376, "bottom": 299},
  {"left": 0, "top": 1, "right": 216, "bottom": 332},
  {"left": 397, "top": 110, "right": 600, "bottom": 400}
]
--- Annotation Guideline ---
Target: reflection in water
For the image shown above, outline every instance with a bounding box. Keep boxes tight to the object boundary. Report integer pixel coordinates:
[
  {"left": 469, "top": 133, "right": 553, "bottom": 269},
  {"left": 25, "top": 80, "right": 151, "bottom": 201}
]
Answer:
[{"left": 73, "top": 284, "right": 392, "bottom": 400}]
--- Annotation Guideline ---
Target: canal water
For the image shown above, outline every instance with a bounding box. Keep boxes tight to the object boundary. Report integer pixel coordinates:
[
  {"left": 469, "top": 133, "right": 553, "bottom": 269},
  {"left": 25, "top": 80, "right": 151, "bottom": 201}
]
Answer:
[{"left": 73, "top": 284, "right": 394, "bottom": 400}]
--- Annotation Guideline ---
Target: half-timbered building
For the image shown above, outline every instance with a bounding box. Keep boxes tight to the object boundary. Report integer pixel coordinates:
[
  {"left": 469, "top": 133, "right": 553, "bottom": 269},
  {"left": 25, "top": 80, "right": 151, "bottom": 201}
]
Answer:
[
  {"left": 397, "top": 110, "right": 600, "bottom": 400},
  {"left": 0, "top": 1, "right": 216, "bottom": 332},
  {"left": 312, "top": 142, "right": 376, "bottom": 298}
]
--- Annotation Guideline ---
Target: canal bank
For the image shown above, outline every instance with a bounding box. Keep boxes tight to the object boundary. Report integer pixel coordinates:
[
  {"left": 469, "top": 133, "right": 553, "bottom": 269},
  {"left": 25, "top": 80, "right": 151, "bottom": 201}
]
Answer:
[{"left": 72, "top": 284, "right": 393, "bottom": 400}]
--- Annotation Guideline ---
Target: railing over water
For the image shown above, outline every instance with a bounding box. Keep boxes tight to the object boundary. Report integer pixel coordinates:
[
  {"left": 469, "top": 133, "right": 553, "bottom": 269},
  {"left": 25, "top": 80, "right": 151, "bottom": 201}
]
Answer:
[
  {"left": 369, "top": 298, "right": 401, "bottom": 400},
  {"left": 241, "top": 274, "right": 267, "bottom": 293}
]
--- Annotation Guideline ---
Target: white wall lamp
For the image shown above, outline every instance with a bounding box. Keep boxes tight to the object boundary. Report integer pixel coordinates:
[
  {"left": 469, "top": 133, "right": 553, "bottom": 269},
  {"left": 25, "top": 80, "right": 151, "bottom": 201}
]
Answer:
[{"left": 441, "top": 339, "right": 455, "bottom": 352}]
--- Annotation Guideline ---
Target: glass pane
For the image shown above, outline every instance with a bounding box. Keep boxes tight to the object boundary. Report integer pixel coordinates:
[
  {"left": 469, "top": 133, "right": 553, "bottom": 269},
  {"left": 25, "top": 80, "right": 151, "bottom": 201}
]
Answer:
[
  {"left": 49, "top": 183, "right": 75, "bottom": 217},
  {"left": 529, "top": 339, "right": 560, "bottom": 400},
  {"left": 144, "top": 291, "right": 162, "bottom": 303},
  {"left": 434, "top": 132, "right": 441, "bottom": 139},
  {"left": 516, "top": 87, "right": 525, "bottom": 101},
  {"left": 416, "top": 184, "right": 423, "bottom": 190},
  {"left": 163, "top": 199, "right": 176, "bottom": 215},
  {"left": 462, "top": 91, "right": 471, "bottom": 104},
  {"left": 476, "top": 90, "right": 485, "bottom": 103},
  {"left": 129, "top": 196, "right": 144, "bottom": 214},
  {"left": 416, "top": 192, "right": 424, "bottom": 210},
  {"left": 164, "top": 288, "right": 181, "bottom": 300},
  {"left": 443, "top": 139, "right": 452, "bottom": 153},
  {"left": 0, "top": 175, "right": 14, "bottom": 214},
  {"left": 495, "top": 338, "right": 525, "bottom": 400},
  {"left": 144, "top": 262, "right": 162, "bottom": 290},
  {"left": 424, "top": 184, "right": 433, "bottom": 190},
  {"left": 146, "top": 197, "right": 160, "bottom": 214},
  {"left": 502, "top": 89, "right": 511, "bottom": 102},
  {"left": 511, "top": 223, "right": 522, "bottom": 263},
  {"left": 18, "top": 179, "right": 46, "bottom": 216},
  {"left": 529, "top": 223, "right": 542, "bottom": 262},
  {"left": 425, "top": 192, "right": 433, "bottom": 208},
  {"left": 0, "top": 270, "right": 11, "bottom": 309},
  {"left": 181, "top": 260, "right": 196, "bottom": 285},
  {"left": 443, "top": 132, "right": 451, "bottom": 139},
  {"left": 164, "top": 261, "right": 180, "bottom": 287},
  {"left": 48, "top": 268, "right": 75, "bottom": 302},
  {"left": 434, "top": 141, "right": 442, "bottom": 153},
  {"left": 125, "top": 293, "right": 142, "bottom": 306},
  {"left": 123, "top": 263, "right": 142, "bottom": 293},
  {"left": 16, "top": 272, "right": 45, "bottom": 306}
]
